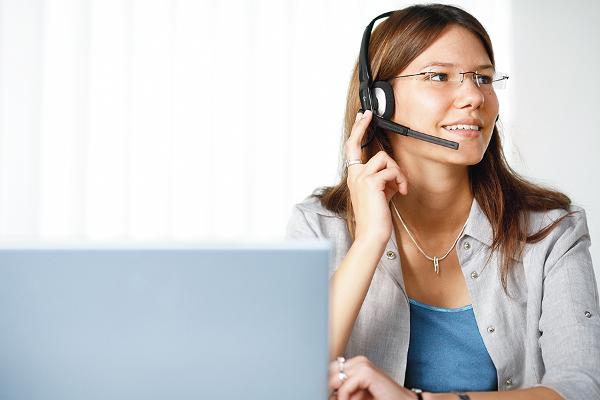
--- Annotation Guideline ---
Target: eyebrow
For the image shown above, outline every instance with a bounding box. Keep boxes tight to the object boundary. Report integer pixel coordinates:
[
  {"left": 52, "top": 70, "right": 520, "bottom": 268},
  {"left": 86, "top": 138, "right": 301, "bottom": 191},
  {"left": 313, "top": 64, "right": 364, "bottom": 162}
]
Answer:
[{"left": 420, "top": 62, "right": 495, "bottom": 71}]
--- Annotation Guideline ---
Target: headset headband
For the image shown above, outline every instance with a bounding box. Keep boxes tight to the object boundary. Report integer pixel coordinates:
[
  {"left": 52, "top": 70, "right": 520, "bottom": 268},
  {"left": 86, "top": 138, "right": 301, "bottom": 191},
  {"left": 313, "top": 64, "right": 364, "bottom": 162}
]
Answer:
[{"left": 358, "top": 11, "right": 393, "bottom": 112}]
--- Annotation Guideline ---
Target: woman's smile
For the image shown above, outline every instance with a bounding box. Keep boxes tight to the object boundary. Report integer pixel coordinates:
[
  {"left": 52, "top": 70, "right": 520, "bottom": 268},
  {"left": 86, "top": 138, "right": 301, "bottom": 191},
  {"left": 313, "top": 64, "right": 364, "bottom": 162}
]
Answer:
[{"left": 442, "top": 125, "right": 482, "bottom": 139}]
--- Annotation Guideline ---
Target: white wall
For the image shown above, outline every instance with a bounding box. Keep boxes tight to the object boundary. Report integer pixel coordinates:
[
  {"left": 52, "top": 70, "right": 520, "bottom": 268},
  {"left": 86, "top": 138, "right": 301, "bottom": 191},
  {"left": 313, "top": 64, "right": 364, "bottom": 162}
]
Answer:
[
  {"left": 509, "top": 0, "right": 600, "bottom": 281},
  {"left": 0, "top": 1, "right": 597, "bottom": 281},
  {"left": 0, "top": 0, "right": 510, "bottom": 242}
]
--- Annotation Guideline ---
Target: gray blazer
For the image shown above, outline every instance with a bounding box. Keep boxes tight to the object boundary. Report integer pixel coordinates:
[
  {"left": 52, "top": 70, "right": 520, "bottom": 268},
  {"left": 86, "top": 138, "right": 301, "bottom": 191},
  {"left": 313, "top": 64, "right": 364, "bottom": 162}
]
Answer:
[{"left": 286, "top": 195, "right": 600, "bottom": 399}]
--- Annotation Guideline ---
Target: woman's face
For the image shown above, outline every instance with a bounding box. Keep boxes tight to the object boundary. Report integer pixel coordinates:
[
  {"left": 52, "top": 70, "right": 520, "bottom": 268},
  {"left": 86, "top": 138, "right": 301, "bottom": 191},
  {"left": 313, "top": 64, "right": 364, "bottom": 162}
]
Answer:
[{"left": 389, "top": 24, "right": 499, "bottom": 166}]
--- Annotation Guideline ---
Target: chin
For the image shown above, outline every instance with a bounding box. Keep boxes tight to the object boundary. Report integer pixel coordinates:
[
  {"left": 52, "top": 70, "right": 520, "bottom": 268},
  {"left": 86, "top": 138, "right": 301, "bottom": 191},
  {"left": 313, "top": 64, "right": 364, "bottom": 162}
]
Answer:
[
  {"left": 443, "top": 147, "right": 486, "bottom": 166},
  {"left": 392, "top": 134, "right": 488, "bottom": 166}
]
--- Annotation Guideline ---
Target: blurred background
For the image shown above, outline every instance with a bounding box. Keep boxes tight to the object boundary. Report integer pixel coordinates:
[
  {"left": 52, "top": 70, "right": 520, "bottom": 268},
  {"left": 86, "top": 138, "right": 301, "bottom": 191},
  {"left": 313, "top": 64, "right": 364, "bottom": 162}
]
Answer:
[{"left": 0, "top": 0, "right": 598, "bottom": 277}]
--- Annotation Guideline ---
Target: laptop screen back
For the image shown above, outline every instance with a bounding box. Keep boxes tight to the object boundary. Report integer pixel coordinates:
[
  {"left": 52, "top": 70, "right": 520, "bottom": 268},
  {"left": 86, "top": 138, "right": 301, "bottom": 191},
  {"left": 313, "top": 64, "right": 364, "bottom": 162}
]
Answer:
[{"left": 0, "top": 244, "right": 330, "bottom": 400}]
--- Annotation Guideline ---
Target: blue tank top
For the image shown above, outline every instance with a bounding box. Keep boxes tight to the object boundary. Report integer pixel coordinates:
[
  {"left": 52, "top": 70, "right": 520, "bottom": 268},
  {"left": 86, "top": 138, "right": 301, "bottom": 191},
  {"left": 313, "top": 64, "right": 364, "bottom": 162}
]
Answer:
[{"left": 404, "top": 298, "right": 498, "bottom": 393}]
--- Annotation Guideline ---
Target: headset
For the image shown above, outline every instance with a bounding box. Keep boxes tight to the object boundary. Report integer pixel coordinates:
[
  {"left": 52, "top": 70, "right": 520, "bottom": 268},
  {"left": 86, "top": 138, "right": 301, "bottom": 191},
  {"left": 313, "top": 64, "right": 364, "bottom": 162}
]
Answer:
[{"left": 358, "top": 11, "right": 460, "bottom": 150}]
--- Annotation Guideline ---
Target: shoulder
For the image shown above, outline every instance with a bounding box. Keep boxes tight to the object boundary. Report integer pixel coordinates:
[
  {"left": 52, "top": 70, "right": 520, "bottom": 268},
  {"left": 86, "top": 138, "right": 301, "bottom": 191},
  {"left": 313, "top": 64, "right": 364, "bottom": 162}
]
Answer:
[
  {"left": 293, "top": 195, "right": 343, "bottom": 218},
  {"left": 526, "top": 204, "right": 589, "bottom": 242},
  {"left": 285, "top": 194, "right": 349, "bottom": 240},
  {"left": 286, "top": 194, "right": 354, "bottom": 276},
  {"left": 524, "top": 204, "right": 591, "bottom": 271}
]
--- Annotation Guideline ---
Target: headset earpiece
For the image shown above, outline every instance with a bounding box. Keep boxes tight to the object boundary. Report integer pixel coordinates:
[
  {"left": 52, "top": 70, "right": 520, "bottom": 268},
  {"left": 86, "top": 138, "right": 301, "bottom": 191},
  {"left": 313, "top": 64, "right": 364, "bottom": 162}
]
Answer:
[{"left": 371, "top": 81, "right": 395, "bottom": 119}]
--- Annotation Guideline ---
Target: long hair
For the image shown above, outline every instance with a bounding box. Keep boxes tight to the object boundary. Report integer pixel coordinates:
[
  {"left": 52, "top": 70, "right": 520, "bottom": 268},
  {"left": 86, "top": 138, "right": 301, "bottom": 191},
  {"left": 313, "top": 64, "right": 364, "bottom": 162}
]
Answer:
[{"left": 315, "top": 4, "right": 571, "bottom": 291}]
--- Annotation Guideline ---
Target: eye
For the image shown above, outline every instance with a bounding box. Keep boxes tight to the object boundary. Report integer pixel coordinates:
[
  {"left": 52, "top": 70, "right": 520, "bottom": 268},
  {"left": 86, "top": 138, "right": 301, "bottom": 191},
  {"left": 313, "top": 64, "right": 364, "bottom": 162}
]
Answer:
[
  {"left": 426, "top": 72, "right": 449, "bottom": 82},
  {"left": 475, "top": 74, "right": 493, "bottom": 85}
]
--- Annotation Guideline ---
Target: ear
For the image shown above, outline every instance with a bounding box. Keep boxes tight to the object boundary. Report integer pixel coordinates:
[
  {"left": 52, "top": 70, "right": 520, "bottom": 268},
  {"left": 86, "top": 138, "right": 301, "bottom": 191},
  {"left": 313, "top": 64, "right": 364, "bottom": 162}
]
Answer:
[{"left": 372, "top": 81, "right": 395, "bottom": 120}]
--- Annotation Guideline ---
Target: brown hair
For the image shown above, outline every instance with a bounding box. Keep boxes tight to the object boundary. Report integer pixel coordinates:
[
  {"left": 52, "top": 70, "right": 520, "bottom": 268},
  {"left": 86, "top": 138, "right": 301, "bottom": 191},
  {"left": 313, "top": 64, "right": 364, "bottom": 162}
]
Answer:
[{"left": 314, "top": 4, "right": 571, "bottom": 291}]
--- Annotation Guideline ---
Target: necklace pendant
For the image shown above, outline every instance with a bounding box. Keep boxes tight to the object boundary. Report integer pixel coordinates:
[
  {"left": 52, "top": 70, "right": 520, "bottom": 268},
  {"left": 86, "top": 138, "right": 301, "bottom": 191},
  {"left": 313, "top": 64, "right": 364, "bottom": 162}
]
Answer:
[{"left": 433, "top": 256, "right": 439, "bottom": 275}]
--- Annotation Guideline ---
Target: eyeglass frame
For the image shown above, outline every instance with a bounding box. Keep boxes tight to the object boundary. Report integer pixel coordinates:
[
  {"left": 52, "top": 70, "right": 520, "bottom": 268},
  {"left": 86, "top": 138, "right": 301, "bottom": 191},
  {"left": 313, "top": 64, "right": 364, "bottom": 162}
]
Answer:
[{"left": 391, "top": 70, "right": 509, "bottom": 89}]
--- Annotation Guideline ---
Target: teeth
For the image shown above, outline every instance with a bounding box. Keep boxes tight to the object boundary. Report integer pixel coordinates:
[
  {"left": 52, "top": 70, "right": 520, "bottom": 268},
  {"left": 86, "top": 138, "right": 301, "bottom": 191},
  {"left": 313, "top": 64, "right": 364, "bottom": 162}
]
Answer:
[{"left": 444, "top": 124, "right": 480, "bottom": 131}]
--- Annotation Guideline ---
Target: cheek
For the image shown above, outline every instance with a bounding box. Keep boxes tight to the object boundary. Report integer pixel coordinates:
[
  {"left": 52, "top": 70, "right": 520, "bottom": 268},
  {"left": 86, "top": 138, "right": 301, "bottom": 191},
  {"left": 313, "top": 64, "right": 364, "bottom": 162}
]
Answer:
[
  {"left": 484, "top": 96, "right": 499, "bottom": 136},
  {"left": 394, "top": 88, "right": 448, "bottom": 127},
  {"left": 483, "top": 90, "right": 500, "bottom": 118}
]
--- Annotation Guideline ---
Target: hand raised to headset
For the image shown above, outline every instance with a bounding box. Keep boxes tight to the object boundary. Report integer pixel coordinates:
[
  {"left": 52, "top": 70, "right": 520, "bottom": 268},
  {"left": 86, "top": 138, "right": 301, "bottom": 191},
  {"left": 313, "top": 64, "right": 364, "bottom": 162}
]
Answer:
[{"left": 344, "top": 110, "right": 408, "bottom": 246}]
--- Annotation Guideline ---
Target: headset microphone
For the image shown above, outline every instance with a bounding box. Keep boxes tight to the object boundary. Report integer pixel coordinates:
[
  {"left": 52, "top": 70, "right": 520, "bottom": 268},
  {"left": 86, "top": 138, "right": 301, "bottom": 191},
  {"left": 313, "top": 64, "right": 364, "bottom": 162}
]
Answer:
[{"left": 358, "top": 11, "right": 460, "bottom": 150}]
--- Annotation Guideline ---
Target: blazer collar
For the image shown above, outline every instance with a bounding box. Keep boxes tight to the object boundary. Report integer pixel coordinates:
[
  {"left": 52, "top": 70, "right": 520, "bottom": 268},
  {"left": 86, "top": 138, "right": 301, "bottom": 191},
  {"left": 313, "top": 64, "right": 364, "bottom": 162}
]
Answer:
[{"left": 464, "top": 197, "right": 494, "bottom": 247}]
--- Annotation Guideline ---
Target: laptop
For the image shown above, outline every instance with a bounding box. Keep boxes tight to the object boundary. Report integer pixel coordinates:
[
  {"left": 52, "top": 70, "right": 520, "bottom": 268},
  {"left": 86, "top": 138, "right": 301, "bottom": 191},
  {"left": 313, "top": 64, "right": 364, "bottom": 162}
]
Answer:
[{"left": 0, "top": 242, "right": 330, "bottom": 400}]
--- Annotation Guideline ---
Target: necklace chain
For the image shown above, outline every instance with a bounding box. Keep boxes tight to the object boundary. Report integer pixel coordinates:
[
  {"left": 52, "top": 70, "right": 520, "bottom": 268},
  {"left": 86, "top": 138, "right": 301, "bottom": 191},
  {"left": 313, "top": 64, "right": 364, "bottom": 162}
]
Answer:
[{"left": 390, "top": 201, "right": 468, "bottom": 275}]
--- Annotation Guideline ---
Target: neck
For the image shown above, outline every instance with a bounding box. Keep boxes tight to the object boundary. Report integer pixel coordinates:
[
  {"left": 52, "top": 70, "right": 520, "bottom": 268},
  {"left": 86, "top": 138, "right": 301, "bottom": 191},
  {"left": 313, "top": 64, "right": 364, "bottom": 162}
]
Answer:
[{"left": 392, "top": 154, "right": 473, "bottom": 235}]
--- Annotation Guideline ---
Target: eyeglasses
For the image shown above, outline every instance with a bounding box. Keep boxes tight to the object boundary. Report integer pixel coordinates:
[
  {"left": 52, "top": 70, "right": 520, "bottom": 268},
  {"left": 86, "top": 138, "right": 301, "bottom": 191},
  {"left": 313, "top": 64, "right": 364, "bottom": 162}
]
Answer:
[{"left": 392, "top": 70, "right": 509, "bottom": 90}]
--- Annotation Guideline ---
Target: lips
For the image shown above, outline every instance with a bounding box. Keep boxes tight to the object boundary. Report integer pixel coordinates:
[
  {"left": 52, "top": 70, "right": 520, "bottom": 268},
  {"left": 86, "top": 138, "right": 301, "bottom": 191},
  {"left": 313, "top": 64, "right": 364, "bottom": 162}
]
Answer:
[
  {"left": 443, "top": 126, "right": 481, "bottom": 138},
  {"left": 444, "top": 124, "right": 480, "bottom": 131},
  {"left": 442, "top": 119, "right": 484, "bottom": 139}
]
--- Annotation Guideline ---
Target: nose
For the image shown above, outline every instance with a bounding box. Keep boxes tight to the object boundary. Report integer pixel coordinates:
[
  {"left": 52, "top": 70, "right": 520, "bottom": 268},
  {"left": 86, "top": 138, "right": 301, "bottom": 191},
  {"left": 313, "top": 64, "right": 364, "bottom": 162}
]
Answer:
[{"left": 453, "top": 74, "right": 485, "bottom": 110}]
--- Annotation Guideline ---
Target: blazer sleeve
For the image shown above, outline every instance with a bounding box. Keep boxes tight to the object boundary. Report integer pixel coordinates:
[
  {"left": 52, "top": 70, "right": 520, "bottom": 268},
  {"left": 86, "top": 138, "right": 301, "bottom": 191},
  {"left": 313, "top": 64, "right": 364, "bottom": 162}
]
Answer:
[{"left": 537, "top": 210, "right": 600, "bottom": 399}]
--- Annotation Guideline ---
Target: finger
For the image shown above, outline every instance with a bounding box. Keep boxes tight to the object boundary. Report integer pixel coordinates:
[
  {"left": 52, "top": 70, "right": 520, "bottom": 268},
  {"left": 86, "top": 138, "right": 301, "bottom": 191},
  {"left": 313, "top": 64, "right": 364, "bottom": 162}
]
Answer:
[
  {"left": 336, "top": 373, "right": 371, "bottom": 400},
  {"left": 364, "top": 154, "right": 408, "bottom": 196},
  {"left": 346, "top": 151, "right": 394, "bottom": 187},
  {"left": 356, "top": 167, "right": 406, "bottom": 198},
  {"left": 362, "top": 150, "right": 401, "bottom": 176},
  {"left": 328, "top": 359, "right": 349, "bottom": 391},
  {"left": 349, "top": 390, "right": 371, "bottom": 400},
  {"left": 328, "top": 358, "right": 351, "bottom": 378},
  {"left": 386, "top": 181, "right": 408, "bottom": 198},
  {"left": 344, "top": 110, "right": 373, "bottom": 161},
  {"left": 373, "top": 167, "right": 406, "bottom": 186},
  {"left": 399, "top": 180, "right": 408, "bottom": 195},
  {"left": 343, "top": 355, "right": 370, "bottom": 369},
  {"left": 376, "top": 169, "right": 408, "bottom": 199},
  {"left": 328, "top": 356, "right": 369, "bottom": 391},
  {"left": 329, "top": 369, "right": 344, "bottom": 391}
]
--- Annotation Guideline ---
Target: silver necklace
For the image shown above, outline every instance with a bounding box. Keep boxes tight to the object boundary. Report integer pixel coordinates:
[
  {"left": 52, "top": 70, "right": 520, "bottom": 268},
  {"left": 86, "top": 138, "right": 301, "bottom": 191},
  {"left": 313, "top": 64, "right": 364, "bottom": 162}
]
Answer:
[{"left": 391, "top": 201, "right": 468, "bottom": 275}]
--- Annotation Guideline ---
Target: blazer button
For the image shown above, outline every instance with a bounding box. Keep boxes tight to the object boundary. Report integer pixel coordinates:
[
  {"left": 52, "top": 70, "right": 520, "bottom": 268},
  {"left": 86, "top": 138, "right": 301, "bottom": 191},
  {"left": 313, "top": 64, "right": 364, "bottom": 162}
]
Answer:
[
  {"left": 487, "top": 326, "right": 495, "bottom": 333},
  {"left": 505, "top": 378, "right": 512, "bottom": 387},
  {"left": 463, "top": 241, "right": 471, "bottom": 250},
  {"left": 470, "top": 271, "right": 479, "bottom": 279},
  {"left": 585, "top": 311, "right": 592, "bottom": 318},
  {"left": 386, "top": 251, "right": 396, "bottom": 260}
]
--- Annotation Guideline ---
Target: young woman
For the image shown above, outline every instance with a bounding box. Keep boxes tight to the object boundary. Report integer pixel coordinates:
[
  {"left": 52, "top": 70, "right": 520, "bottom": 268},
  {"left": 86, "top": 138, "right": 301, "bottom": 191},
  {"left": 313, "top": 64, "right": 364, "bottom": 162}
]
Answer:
[{"left": 286, "top": 4, "right": 600, "bottom": 400}]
